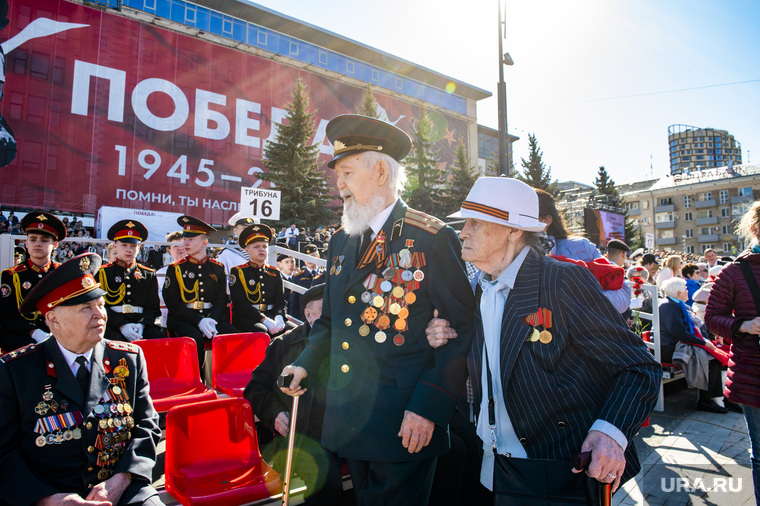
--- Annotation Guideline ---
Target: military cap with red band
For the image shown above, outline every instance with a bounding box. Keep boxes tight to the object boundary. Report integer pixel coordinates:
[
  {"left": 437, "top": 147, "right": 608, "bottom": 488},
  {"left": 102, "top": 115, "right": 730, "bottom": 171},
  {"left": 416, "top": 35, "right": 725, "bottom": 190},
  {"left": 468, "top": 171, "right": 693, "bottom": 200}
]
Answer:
[
  {"left": 178, "top": 215, "right": 216, "bottom": 237},
  {"left": 107, "top": 219, "right": 148, "bottom": 244},
  {"left": 239, "top": 224, "right": 273, "bottom": 247},
  {"left": 21, "top": 212, "right": 66, "bottom": 241},
  {"left": 19, "top": 253, "right": 105, "bottom": 316}
]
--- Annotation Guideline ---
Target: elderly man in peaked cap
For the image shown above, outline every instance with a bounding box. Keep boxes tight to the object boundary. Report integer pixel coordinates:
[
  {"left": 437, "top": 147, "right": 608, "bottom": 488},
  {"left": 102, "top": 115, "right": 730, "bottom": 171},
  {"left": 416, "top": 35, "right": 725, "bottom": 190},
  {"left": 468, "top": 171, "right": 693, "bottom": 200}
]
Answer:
[
  {"left": 281, "top": 115, "right": 476, "bottom": 505},
  {"left": 0, "top": 253, "right": 162, "bottom": 505},
  {"left": 426, "top": 177, "right": 661, "bottom": 502}
]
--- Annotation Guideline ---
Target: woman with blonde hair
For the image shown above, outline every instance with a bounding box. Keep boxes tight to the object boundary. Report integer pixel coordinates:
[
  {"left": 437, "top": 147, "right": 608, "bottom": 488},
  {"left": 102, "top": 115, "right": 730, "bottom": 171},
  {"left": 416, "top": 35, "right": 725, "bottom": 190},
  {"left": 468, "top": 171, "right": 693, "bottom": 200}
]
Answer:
[
  {"left": 706, "top": 201, "right": 760, "bottom": 502},
  {"left": 656, "top": 254, "right": 682, "bottom": 291}
]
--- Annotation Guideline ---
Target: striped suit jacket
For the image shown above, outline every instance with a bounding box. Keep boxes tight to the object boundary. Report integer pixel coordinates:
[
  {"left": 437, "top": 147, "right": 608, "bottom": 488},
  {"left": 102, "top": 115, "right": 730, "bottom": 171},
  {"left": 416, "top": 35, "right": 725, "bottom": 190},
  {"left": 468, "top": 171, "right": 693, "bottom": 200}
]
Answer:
[{"left": 468, "top": 248, "right": 661, "bottom": 480}]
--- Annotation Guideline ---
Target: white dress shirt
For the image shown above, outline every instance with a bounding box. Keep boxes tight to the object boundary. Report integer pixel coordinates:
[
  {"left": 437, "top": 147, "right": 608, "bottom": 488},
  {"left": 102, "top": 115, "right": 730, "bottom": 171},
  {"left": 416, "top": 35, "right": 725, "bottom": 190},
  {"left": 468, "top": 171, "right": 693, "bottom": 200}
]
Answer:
[{"left": 56, "top": 340, "right": 93, "bottom": 376}]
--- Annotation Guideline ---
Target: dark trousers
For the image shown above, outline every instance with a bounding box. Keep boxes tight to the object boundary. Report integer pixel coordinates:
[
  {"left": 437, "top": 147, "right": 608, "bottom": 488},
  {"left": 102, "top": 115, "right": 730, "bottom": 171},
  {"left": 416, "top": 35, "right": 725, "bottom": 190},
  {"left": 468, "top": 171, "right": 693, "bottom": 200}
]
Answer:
[
  {"left": 429, "top": 409, "right": 493, "bottom": 505},
  {"left": 347, "top": 456, "right": 437, "bottom": 506},
  {"left": 105, "top": 325, "right": 166, "bottom": 342},
  {"left": 172, "top": 321, "right": 237, "bottom": 369}
]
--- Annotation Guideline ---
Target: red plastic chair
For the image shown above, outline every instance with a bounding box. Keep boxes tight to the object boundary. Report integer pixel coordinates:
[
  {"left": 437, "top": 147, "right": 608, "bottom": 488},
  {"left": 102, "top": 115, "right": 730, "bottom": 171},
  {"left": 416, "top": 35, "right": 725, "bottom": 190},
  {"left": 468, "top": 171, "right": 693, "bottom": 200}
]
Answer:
[
  {"left": 134, "top": 337, "right": 217, "bottom": 412},
  {"left": 212, "top": 332, "right": 271, "bottom": 397},
  {"left": 165, "top": 397, "right": 282, "bottom": 505}
]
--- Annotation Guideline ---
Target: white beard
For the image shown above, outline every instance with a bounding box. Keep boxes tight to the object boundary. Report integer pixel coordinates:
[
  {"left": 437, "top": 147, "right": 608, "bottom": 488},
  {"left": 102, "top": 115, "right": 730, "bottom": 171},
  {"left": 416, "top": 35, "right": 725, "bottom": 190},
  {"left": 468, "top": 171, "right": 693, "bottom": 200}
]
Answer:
[{"left": 341, "top": 194, "right": 386, "bottom": 236}]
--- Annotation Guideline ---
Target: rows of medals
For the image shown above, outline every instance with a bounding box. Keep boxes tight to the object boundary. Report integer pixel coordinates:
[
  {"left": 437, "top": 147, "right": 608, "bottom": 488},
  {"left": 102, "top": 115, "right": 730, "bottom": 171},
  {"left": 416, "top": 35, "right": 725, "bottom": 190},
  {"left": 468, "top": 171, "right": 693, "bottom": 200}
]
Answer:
[
  {"left": 34, "top": 386, "right": 82, "bottom": 446},
  {"left": 92, "top": 360, "right": 135, "bottom": 481},
  {"left": 347, "top": 249, "right": 425, "bottom": 346}
]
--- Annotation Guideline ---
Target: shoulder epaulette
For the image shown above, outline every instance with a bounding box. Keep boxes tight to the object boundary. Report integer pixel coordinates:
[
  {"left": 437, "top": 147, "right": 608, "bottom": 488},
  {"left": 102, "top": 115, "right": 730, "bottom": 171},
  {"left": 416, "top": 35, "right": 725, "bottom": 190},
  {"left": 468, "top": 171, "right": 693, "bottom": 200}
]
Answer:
[
  {"left": 137, "top": 263, "right": 154, "bottom": 273},
  {"left": 209, "top": 258, "right": 224, "bottom": 267},
  {"left": 264, "top": 265, "right": 280, "bottom": 276},
  {"left": 265, "top": 264, "right": 280, "bottom": 272},
  {"left": 1, "top": 343, "right": 39, "bottom": 363},
  {"left": 101, "top": 262, "right": 113, "bottom": 268},
  {"left": 52, "top": 262, "right": 61, "bottom": 269},
  {"left": 9, "top": 263, "right": 28, "bottom": 273},
  {"left": 405, "top": 208, "right": 445, "bottom": 234},
  {"left": 107, "top": 341, "right": 139, "bottom": 354},
  {"left": 293, "top": 268, "right": 305, "bottom": 275},
  {"left": 173, "top": 258, "right": 188, "bottom": 266}
]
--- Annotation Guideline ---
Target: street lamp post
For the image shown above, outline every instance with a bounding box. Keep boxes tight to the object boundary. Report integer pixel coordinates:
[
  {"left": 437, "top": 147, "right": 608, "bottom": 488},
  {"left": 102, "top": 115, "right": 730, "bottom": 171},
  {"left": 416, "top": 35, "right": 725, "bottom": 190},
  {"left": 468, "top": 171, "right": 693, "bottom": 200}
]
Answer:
[{"left": 497, "top": 1, "right": 513, "bottom": 177}]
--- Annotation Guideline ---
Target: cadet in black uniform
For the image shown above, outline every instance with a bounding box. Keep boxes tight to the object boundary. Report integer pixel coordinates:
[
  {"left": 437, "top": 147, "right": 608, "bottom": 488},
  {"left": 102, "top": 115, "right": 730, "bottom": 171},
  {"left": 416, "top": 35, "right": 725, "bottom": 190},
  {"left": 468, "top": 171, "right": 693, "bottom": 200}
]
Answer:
[
  {"left": 290, "top": 243, "right": 323, "bottom": 321},
  {"left": 281, "top": 115, "right": 476, "bottom": 506},
  {"left": 0, "top": 253, "right": 163, "bottom": 505},
  {"left": 162, "top": 216, "right": 236, "bottom": 368},
  {"left": 0, "top": 212, "right": 66, "bottom": 352},
  {"left": 229, "top": 224, "right": 295, "bottom": 336},
  {"left": 98, "top": 220, "right": 164, "bottom": 342}
]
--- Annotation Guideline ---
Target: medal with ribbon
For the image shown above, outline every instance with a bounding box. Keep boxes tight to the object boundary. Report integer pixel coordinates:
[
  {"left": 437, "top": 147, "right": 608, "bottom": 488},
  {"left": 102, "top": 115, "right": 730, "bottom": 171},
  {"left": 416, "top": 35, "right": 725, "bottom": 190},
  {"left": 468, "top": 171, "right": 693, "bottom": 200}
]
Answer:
[{"left": 522, "top": 308, "right": 554, "bottom": 344}]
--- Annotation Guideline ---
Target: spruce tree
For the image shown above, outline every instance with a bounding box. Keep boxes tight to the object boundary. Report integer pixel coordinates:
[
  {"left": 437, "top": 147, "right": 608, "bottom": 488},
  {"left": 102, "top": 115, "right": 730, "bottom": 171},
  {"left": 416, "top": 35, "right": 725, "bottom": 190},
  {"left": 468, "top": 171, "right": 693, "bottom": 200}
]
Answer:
[
  {"left": 442, "top": 136, "right": 479, "bottom": 216},
  {"left": 258, "top": 78, "right": 338, "bottom": 229},
  {"left": 516, "top": 133, "right": 557, "bottom": 195},
  {"left": 403, "top": 105, "right": 443, "bottom": 215},
  {"left": 357, "top": 84, "right": 380, "bottom": 118}
]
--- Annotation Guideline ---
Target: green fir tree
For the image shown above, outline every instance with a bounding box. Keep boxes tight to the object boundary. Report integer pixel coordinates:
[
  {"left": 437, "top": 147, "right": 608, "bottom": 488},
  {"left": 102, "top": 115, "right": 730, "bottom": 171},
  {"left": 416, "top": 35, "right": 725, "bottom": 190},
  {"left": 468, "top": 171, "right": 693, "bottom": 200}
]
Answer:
[
  {"left": 516, "top": 133, "right": 558, "bottom": 195},
  {"left": 403, "top": 105, "right": 444, "bottom": 215},
  {"left": 258, "top": 79, "right": 338, "bottom": 229},
  {"left": 357, "top": 84, "right": 380, "bottom": 118},
  {"left": 442, "top": 136, "right": 479, "bottom": 216}
]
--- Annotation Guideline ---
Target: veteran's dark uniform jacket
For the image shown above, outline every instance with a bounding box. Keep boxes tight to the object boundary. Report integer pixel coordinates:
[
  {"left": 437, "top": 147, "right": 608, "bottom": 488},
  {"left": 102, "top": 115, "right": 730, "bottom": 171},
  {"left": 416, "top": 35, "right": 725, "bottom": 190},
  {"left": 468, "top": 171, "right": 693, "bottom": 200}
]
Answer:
[
  {"left": 229, "top": 262, "right": 287, "bottom": 330},
  {"left": 0, "top": 338, "right": 161, "bottom": 506},
  {"left": 98, "top": 261, "right": 163, "bottom": 341},
  {"left": 162, "top": 256, "right": 231, "bottom": 330},
  {"left": 294, "top": 200, "right": 476, "bottom": 462},
  {"left": 0, "top": 260, "right": 59, "bottom": 352}
]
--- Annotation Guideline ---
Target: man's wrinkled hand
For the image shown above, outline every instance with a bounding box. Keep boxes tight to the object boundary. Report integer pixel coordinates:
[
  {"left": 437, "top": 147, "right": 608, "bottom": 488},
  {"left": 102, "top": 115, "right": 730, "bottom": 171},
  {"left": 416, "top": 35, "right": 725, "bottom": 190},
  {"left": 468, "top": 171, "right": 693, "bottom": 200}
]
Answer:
[
  {"left": 425, "top": 309, "right": 456, "bottom": 348},
  {"left": 85, "top": 472, "right": 131, "bottom": 505},
  {"left": 571, "top": 430, "right": 626, "bottom": 492},
  {"left": 279, "top": 365, "right": 308, "bottom": 397},
  {"left": 274, "top": 411, "right": 290, "bottom": 436},
  {"left": 398, "top": 410, "right": 434, "bottom": 453}
]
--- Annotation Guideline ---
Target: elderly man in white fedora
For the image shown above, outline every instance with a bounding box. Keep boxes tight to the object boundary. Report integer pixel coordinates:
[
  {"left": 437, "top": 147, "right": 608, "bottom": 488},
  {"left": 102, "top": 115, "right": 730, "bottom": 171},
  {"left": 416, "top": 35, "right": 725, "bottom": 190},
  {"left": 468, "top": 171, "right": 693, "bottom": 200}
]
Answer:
[{"left": 426, "top": 177, "right": 661, "bottom": 503}]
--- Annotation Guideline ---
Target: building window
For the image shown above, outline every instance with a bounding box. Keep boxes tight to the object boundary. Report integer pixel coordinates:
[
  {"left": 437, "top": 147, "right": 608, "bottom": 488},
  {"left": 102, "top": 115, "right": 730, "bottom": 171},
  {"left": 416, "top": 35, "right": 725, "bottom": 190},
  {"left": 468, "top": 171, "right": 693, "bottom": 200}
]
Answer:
[
  {"left": 371, "top": 69, "right": 379, "bottom": 82},
  {"left": 686, "top": 245, "right": 695, "bottom": 254},
  {"left": 739, "top": 186, "right": 753, "bottom": 197},
  {"left": 700, "top": 227, "right": 712, "bottom": 235},
  {"left": 702, "top": 245, "right": 715, "bottom": 252},
  {"left": 659, "top": 198, "right": 672, "bottom": 206},
  {"left": 723, "top": 243, "right": 732, "bottom": 252},
  {"left": 721, "top": 207, "right": 731, "bottom": 218},
  {"left": 698, "top": 210, "right": 714, "bottom": 219},
  {"left": 395, "top": 77, "right": 402, "bottom": 90},
  {"left": 628, "top": 202, "right": 639, "bottom": 210},
  {"left": 642, "top": 200, "right": 650, "bottom": 209},
  {"left": 658, "top": 230, "right": 674, "bottom": 239},
  {"left": 683, "top": 195, "right": 692, "bottom": 208},
  {"left": 318, "top": 50, "right": 327, "bottom": 65},
  {"left": 685, "top": 229, "right": 694, "bottom": 238},
  {"left": 684, "top": 212, "right": 692, "bottom": 221},
  {"left": 656, "top": 212, "right": 674, "bottom": 222},
  {"left": 734, "top": 201, "right": 752, "bottom": 217},
  {"left": 346, "top": 60, "right": 354, "bottom": 73},
  {"left": 698, "top": 192, "right": 712, "bottom": 201},
  {"left": 722, "top": 225, "right": 731, "bottom": 235}
]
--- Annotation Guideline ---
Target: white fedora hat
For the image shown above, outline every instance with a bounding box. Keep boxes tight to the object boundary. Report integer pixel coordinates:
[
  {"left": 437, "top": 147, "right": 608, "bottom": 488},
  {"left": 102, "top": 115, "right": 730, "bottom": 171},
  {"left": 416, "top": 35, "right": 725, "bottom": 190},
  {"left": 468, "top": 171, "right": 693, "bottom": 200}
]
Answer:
[{"left": 449, "top": 177, "right": 546, "bottom": 232}]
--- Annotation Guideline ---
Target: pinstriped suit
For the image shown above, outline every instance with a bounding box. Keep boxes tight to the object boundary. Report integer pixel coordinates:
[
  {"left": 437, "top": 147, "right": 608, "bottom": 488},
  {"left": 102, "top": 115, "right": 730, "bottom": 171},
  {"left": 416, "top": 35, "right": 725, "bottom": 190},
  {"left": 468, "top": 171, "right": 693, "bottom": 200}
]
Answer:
[{"left": 468, "top": 248, "right": 661, "bottom": 482}]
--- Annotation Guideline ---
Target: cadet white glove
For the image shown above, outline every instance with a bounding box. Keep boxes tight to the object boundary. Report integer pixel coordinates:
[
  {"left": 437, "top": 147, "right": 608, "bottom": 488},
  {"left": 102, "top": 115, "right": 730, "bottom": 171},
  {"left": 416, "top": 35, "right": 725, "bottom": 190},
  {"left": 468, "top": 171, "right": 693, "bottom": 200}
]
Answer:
[
  {"left": 31, "top": 329, "right": 50, "bottom": 344},
  {"left": 198, "top": 317, "right": 218, "bottom": 339},
  {"left": 119, "top": 324, "right": 142, "bottom": 342},
  {"left": 273, "top": 315, "right": 286, "bottom": 333},
  {"left": 262, "top": 317, "right": 278, "bottom": 333}
]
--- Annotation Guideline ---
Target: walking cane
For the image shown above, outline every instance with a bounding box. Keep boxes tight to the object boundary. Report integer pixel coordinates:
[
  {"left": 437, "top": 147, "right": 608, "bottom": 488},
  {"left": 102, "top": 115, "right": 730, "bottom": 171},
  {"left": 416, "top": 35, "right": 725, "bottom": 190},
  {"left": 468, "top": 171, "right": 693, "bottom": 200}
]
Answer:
[
  {"left": 277, "top": 374, "right": 306, "bottom": 506},
  {"left": 574, "top": 451, "right": 613, "bottom": 506}
]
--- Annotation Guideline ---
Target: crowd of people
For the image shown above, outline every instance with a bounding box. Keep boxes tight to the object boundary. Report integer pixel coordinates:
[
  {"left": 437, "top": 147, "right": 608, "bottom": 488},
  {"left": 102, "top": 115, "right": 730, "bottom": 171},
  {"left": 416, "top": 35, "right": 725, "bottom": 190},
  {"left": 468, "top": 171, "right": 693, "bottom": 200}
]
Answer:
[{"left": 0, "top": 113, "right": 758, "bottom": 506}]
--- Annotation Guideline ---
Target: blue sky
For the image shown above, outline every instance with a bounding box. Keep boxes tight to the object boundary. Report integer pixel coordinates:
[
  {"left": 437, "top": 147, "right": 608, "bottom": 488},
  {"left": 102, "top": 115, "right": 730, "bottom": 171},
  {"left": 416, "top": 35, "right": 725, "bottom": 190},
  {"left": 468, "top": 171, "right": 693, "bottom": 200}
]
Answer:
[{"left": 249, "top": 0, "right": 760, "bottom": 185}]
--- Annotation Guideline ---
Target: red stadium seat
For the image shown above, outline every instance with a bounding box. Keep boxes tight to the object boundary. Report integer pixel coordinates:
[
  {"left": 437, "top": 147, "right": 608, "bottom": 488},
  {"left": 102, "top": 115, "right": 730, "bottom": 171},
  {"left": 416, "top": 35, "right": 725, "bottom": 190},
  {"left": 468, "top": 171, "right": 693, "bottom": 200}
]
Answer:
[
  {"left": 165, "top": 397, "right": 282, "bottom": 505},
  {"left": 212, "top": 332, "right": 270, "bottom": 397},
  {"left": 134, "top": 337, "right": 217, "bottom": 412}
]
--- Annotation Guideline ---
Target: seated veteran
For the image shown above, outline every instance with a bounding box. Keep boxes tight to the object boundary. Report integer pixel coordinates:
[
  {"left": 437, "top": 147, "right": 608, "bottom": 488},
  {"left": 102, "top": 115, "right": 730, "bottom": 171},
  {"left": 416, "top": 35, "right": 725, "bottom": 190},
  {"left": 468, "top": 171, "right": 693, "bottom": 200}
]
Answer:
[
  {"left": 229, "top": 224, "right": 295, "bottom": 336},
  {"left": 162, "top": 216, "right": 236, "bottom": 368},
  {"left": 0, "top": 212, "right": 66, "bottom": 352},
  {"left": 0, "top": 253, "right": 163, "bottom": 506},
  {"left": 290, "top": 244, "right": 323, "bottom": 321},
  {"left": 244, "top": 284, "right": 342, "bottom": 505},
  {"left": 98, "top": 220, "right": 164, "bottom": 342}
]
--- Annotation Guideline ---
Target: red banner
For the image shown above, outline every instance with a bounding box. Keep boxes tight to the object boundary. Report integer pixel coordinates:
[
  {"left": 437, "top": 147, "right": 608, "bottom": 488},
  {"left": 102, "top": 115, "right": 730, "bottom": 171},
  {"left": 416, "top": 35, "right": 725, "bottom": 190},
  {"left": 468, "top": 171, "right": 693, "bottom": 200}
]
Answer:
[{"left": 0, "top": 0, "right": 469, "bottom": 223}]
